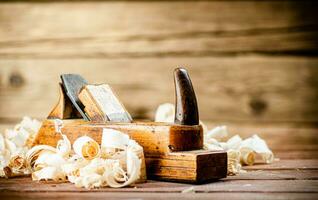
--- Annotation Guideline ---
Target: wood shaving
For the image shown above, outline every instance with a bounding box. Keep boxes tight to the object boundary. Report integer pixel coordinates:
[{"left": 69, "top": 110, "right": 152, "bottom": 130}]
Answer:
[
  {"left": 73, "top": 136, "right": 100, "bottom": 160},
  {"left": 63, "top": 130, "right": 142, "bottom": 189},
  {"left": 26, "top": 145, "right": 57, "bottom": 170},
  {"left": 53, "top": 119, "right": 71, "bottom": 157},
  {"left": 31, "top": 129, "right": 142, "bottom": 188},
  {"left": 154, "top": 102, "right": 207, "bottom": 134},
  {"left": 56, "top": 134, "right": 71, "bottom": 157},
  {"left": 1, "top": 118, "right": 143, "bottom": 189},
  {"left": 101, "top": 128, "right": 130, "bottom": 150},
  {"left": 155, "top": 103, "right": 275, "bottom": 176},
  {"left": 206, "top": 126, "right": 228, "bottom": 141},
  {"left": 227, "top": 149, "right": 242, "bottom": 176},
  {"left": 155, "top": 103, "right": 175, "bottom": 123},
  {"left": 205, "top": 127, "right": 274, "bottom": 174},
  {"left": 0, "top": 117, "right": 41, "bottom": 178},
  {"left": 181, "top": 186, "right": 195, "bottom": 193},
  {"left": 32, "top": 166, "right": 66, "bottom": 181}
]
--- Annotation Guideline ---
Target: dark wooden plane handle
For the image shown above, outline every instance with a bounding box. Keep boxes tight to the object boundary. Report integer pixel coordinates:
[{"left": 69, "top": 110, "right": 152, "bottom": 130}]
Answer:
[{"left": 174, "top": 68, "right": 199, "bottom": 125}]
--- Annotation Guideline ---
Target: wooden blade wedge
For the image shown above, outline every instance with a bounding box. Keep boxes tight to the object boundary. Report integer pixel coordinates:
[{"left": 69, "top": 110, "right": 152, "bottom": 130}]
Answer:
[{"left": 79, "top": 84, "right": 132, "bottom": 122}]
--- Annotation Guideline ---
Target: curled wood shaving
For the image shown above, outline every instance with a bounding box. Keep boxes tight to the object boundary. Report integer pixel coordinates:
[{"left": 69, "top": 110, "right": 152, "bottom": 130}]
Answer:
[
  {"left": 73, "top": 136, "right": 100, "bottom": 160},
  {"left": 241, "top": 135, "right": 274, "bottom": 164},
  {"left": 240, "top": 147, "right": 255, "bottom": 166},
  {"left": 101, "top": 128, "right": 130, "bottom": 150},
  {"left": 62, "top": 155, "right": 89, "bottom": 178},
  {"left": 25, "top": 124, "right": 70, "bottom": 181},
  {"left": 206, "top": 126, "right": 228, "bottom": 141},
  {"left": 155, "top": 103, "right": 175, "bottom": 123},
  {"left": 154, "top": 103, "right": 207, "bottom": 133},
  {"left": 56, "top": 134, "right": 71, "bottom": 157},
  {"left": 34, "top": 152, "right": 66, "bottom": 171},
  {"left": 1, "top": 117, "right": 143, "bottom": 189},
  {"left": 26, "top": 145, "right": 57, "bottom": 171},
  {"left": 53, "top": 119, "right": 64, "bottom": 134},
  {"left": 205, "top": 128, "right": 275, "bottom": 174},
  {"left": 0, "top": 117, "right": 41, "bottom": 178},
  {"left": 8, "top": 154, "right": 28, "bottom": 174},
  {"left": 227, "top": 149, "right": 241, "bottom": 176},
  {"left": 0, "top": 134, "right": 5, "bottom": 152},
  {"left": 155, "top": 103, "right": 275, "bottom": 176},
  {"left": 53, "top": 119, "right": 71, "bottom": 157},
  {"left": 104, "top": 149, "right": 141, "bottom": 188},
  {"left": 32, "top": 166, "right": 66, "bottom": 182},
  {"left": 4, "top": 139, "right": 17, "bottom": 155},
  {"left": 27, "top": 128, "right": 142, "bottom": 189},
  {"left": 63, "top": 129, "right": 143, "bottom": 189}
]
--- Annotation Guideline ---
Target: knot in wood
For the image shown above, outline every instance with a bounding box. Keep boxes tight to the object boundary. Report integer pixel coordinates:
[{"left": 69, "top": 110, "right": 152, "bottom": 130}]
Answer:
[{"left": 9, "top": 72, "right": 25, "bottom": 87}]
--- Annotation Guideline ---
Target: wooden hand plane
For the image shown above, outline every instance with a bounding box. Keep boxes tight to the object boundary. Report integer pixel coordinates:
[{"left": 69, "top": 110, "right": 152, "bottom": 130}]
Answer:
[{"left": 33, "top": 68, "right": 227, "bottom": 183}]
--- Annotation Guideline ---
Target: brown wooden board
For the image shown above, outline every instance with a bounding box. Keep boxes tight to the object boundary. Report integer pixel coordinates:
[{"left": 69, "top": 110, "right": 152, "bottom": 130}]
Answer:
[
  {"left": 0, "top": 57, "right": 317, "bottom": 123},
  {"left": 0, "top": 177, "right": 318, "bottom": 193},
  {"left": 227, "top": 169, "right": 318, "bottom": 180},
  {"left": 0, "top": 192, "right": 318, "bottom": 200},
  {"left": 34, "top": 119, "right": 204, "bottom": 155},
  {"left": 0, "top": 1, "right": 317, "bottom": 56},
  {"left": 0, "top": 1, "right": 317, "bottom": 123},
  {"left": 243, "top": 159, "right": 318, "bottom": 170}
]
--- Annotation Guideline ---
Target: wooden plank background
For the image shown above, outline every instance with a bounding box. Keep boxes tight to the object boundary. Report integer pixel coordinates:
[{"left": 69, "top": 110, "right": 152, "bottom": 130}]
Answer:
[{"left": 0, "top": 0, "right": 317, "bottom": 124}]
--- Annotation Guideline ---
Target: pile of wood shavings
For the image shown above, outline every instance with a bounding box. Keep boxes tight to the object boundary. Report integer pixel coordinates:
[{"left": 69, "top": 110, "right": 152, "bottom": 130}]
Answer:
[
  {"left": 0, "top": 118, "right": 143, "bottom": 189},
  {"left": 1, "top": 104, "right": 274, "bottom": 187},
  {"left": 0, "top": 117, "right": 41, "bottom": 177},
  {"left": 155, "top": 103, "right": 275, "bottom": 175}
]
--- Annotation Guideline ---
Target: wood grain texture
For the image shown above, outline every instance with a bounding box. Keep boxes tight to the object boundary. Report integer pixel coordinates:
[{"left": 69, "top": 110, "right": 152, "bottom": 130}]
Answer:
[
  {"left": 227, "top": 169, "right": 318, "bottom": 180},
  {"left": 79, "top": 84, "right": 133, "bottom": 122},
  {"left": 0, "top": 1, "right": 317, "bottom": 58},
  {"left": 1, "top": 192, "right": 318, "bottom": 200},
  {"left": 0, "top": 1, "right": 317, "bottom": 123},
  {"left": 34, "top": 119, "right": 204, "bottom": 155},
  {"left": 48, "top": 84, "right": 78, "bottom": 119},
  {"left": 0, "top": 56, "right": 317, "bottom": 122},
  {"left": 34, "top": 119, "right": 228, "bottom": 183},
  {"left": 243, "top": 159, "right": 318, "bottom": 170},
  {"left": 0, "top": 178, "right": 318, "bottom": 193},
  {"left": 2, "top": 122, "right": 317, "bottom": 152}
]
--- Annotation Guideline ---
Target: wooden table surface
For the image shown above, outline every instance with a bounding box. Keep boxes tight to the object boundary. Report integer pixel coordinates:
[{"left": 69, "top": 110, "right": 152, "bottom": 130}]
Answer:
[{"left": 0, "top": 124, "right": 317, "bottom": 200}]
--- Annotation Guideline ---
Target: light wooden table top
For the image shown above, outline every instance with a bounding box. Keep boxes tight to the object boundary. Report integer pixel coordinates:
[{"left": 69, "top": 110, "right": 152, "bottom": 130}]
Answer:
[{"left": 0, "top": 125, "right": 317, "bottom": 200}]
